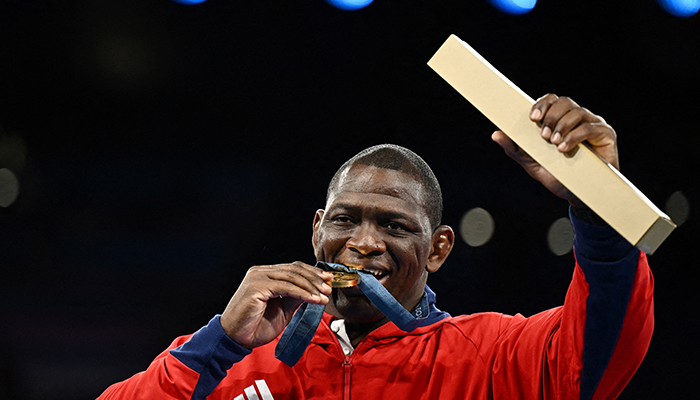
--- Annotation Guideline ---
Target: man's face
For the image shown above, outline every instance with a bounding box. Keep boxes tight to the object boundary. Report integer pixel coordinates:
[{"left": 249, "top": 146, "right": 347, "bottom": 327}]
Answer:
[{"left": 312, "top": 164, "right": 435, "bottom": 324}]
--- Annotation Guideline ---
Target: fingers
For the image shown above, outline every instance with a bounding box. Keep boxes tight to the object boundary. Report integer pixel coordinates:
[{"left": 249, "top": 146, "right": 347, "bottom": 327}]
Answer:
[
  {"left": 529, "top": 94, "right": 619, "bottom": 168},
  {"left": 531, "top": 95, "right": 580, "bottom": 145},
  {"left": 529, "top": 93, "right": 565, "bottom": 125},
  {"left": 547, "top": 107, "right": 591, "bottom": 151},
  {"left": 245, "top": 261, "right": 333, "bottom": 304},
  {"left": 555, "top": 118, "right": 615, "bottom": 154},
  {"left": 220, "top": 262, "right": 334, "bottom": 347}
]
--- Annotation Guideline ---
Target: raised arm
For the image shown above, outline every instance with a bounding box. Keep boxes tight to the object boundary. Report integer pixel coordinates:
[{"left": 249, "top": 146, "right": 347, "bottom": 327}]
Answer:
[{"left": 488, "top": 95, "right": 653, "bottom": 399}]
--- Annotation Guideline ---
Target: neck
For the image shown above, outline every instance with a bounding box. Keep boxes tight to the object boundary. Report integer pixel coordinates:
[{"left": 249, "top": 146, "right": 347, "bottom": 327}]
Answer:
[
  {"left": 324, "top": 287, "right": 427, "bottom": 346},
  {"left": 324, "top": 300, "right": 390, "bottom": 346},
  {"left": 344, "top": 318, "right": 389, "bottom": 347}
]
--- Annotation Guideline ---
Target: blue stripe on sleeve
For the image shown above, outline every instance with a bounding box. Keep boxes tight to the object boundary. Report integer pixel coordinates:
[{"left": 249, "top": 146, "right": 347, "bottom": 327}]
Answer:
[
  {"left": 169, "top": 315, "right": 252, "bottom": 400},
  {"left": 570, "top": 208, "right": 640, "bottom": 400}
]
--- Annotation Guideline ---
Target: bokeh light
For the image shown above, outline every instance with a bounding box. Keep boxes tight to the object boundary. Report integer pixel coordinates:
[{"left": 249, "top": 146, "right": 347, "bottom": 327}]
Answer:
[
  {"left": 547, "top": 217, "right": 573, "bottom": 256},
  {"left": 459, "top": 207, "right": 495, "bottom": 247},
  {"left": 488, "top": 0, "right": 537, "bottom": 15},
  {"left": 658, "top": 0, "right": 700, "bottom": 17},
  {"left": 326, "top": 0, "right": 374, "bottom": 11},
  {"left": 171, "top": 0, "right": 207, "bottom": 5},
  {"left": 0, "top": 168, "right": 19, "bottom": 208},
  {"left": 665, "top": 190, "right": 690, "bottom": 226}
]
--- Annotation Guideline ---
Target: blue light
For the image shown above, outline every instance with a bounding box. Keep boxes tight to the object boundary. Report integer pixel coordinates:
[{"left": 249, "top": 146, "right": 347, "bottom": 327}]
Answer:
[
  {"left": 326, "top": 0, "right": 373, "bottom": 11},
  {"left": 658, "top": 0, "right": 700, "bottom": 17},
  {"left": 488, "top": 0, "right": 537, "bottom": 15},
  {"left": 171, "top": 0, "right": 207, "bottom": 5}
]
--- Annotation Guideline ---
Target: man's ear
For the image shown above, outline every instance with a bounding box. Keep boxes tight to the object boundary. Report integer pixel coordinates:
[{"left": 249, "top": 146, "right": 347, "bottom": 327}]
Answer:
[
  {"left": 312, "top": 209, "right": 324, "bottom": 252},
  {"left": 426, "top": 225, "right": 455, "bottom": 273}
]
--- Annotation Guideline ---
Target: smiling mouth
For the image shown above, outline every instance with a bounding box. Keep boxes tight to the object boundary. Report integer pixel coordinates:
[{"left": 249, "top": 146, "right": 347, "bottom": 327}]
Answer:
[{"left": 346, "top": 265, "right": 388, "bottom": 280}]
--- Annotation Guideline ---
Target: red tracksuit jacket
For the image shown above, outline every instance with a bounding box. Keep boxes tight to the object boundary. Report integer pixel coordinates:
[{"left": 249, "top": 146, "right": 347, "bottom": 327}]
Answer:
[{"left": 98, "top": 213, "right": 654, "bottom": 400}]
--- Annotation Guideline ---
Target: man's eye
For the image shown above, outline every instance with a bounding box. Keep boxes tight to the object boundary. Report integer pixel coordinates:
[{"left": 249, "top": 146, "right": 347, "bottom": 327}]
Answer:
[
  {"left": 385, "top": 222, "right": 406, "bottom": 231},
  {"left": 332, "top": 215, "right": 353, "bottom": 223}
]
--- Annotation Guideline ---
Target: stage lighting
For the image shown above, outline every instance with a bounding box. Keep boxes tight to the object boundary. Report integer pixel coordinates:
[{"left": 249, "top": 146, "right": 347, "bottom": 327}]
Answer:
[
  {"left": 326, "top": 0, "right": 373, "bottom": 11},
  {"left": 459, "top": 207, "right": 495, "bottom": 247},
  {"left": 665, "top": 191, "right": 690, "bottom": 227},
  {"left": 171, "top": 0, "right": 207, "bottom": 5},
  {"left": 547, "top": 217, "right": 574, "bottom": 256},
  {"left": 488, "top": 0, "right": 537, "bottom": 15},
  {"left": 658, "top": 0, "right": 700, "bottom": 17},
  {"left": 0, "top": 168, "right": 19, "bottom": 208}
]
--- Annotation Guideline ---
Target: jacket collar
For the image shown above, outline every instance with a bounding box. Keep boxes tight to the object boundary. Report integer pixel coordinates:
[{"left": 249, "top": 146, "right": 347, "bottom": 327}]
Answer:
[{"left": 313, "top": 285, "right": 451, "bottom": 345}]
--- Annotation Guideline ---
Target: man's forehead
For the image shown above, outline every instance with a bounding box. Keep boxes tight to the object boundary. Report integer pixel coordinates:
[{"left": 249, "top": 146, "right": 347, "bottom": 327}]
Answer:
[{"left": 329, "top": 164, "right": 425, "bottom": 204}]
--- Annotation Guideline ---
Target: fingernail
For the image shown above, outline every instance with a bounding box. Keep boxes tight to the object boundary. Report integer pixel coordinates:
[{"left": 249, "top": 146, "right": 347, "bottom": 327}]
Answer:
[
  {"left": 530, "top": 109, "right": 541, "bottom": 120},
  {"left": 551, "top": 132, "right": 561, "bottom": 144},
  {"left": 558, "top": 142, "right": 568, "bottom": 152},
  {"left": 541, "top": 126, "right": 552, "bottom": 139}
]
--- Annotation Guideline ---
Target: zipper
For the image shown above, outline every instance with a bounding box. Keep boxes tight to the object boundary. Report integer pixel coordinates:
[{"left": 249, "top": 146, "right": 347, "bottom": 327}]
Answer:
[
  {"left": 327, "top": 318, "right": 365, "bottom": 400},
  {"left": 328, "top": 321, "right": 354, "bottom": 400},
  {"left": 343, "top": 355, "right": 351, "bottom": 400}
]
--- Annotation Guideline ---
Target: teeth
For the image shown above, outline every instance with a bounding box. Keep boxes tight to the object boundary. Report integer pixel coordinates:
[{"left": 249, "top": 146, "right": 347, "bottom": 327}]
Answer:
[{"left": 351, "top": 268, "right": 385, "bottom": 278}]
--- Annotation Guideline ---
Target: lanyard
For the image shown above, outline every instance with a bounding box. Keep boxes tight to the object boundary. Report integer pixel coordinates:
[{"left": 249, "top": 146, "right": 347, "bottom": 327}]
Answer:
[{"left": 275, "top": 262, "right": 429, "bottom": 366}]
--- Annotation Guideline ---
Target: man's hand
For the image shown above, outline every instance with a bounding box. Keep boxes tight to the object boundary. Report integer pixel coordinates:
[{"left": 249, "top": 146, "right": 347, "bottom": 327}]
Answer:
[
  {"left": 220, "top": 262, "right": 333, "bottom": 349},
  {"left": 491, "top": 94, "right": 618, "bottom": 207}
]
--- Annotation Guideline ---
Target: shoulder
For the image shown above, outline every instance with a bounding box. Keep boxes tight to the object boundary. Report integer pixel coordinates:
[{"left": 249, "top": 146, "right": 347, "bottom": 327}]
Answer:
[
  {"left": 440, "top": 308, "right": 564, "bottom": 344},
  {"left": 442, "top": 312, "right": 518, "bottom": 338}
]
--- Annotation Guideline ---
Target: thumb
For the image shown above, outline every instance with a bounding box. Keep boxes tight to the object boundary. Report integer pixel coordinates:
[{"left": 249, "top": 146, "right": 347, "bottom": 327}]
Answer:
[
  {"left": 491, "top": 130, "right": 513, "bottom": 151},
  {"left": 492, "top": 130, "right": 529, "bottom": 163}
]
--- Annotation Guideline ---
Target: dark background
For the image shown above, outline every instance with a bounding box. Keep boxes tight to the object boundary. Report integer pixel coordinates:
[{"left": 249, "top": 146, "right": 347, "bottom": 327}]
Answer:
[{"left": 1, "top": 0, "right": 697, "bottom": 398}]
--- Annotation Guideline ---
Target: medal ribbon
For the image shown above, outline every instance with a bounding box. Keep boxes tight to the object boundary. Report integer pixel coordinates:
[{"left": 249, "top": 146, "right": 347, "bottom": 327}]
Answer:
[{"left": 274, "top": 262, "right": 429, "bottom": 367}]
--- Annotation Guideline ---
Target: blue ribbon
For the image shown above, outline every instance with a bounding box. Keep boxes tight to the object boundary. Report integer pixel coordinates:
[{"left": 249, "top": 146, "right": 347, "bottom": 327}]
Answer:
[{"left": 274, "top": 262, "right": 430, "bottom": 366}]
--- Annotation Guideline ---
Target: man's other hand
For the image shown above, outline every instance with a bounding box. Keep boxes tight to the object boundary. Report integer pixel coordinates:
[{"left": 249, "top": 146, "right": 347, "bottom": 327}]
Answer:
[{"left": 491, "top": 94, "right": 618, "bottom": 207}]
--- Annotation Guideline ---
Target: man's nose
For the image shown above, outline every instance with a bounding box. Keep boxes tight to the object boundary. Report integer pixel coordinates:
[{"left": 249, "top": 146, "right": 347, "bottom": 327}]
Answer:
[{"left": 346, "top": 223, "right": 386, "bottom": 256}]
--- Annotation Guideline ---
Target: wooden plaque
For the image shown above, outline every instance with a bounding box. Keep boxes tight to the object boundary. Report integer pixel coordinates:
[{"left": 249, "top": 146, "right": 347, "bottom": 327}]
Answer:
[{"left": 428, "top": 34, "right": 675, "bottom": 254}]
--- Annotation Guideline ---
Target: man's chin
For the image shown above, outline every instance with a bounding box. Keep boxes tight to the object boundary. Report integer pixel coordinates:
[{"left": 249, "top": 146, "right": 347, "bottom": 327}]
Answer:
[
  {"left": 336, "top": 285, "right": 364, "bottom": 297},
  {"left": 329, "top": 289, "right": 385, "bottom": 323}
]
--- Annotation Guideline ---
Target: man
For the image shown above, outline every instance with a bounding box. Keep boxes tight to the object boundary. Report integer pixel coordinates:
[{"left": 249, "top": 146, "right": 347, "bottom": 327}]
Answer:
[{"left": 98, "top": 94, "right": 653, "bottom": 399}]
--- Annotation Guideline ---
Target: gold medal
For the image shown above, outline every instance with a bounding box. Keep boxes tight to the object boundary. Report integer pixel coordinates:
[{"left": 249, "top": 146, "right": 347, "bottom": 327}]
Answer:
[{"left": 330, "top": 271, "right": 360, "bottom": 288}]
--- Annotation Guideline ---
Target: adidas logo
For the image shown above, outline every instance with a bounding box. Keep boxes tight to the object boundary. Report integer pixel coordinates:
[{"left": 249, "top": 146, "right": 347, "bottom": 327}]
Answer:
[{"left": 233, "top": 379, "right": 274, "bottom": 400}]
